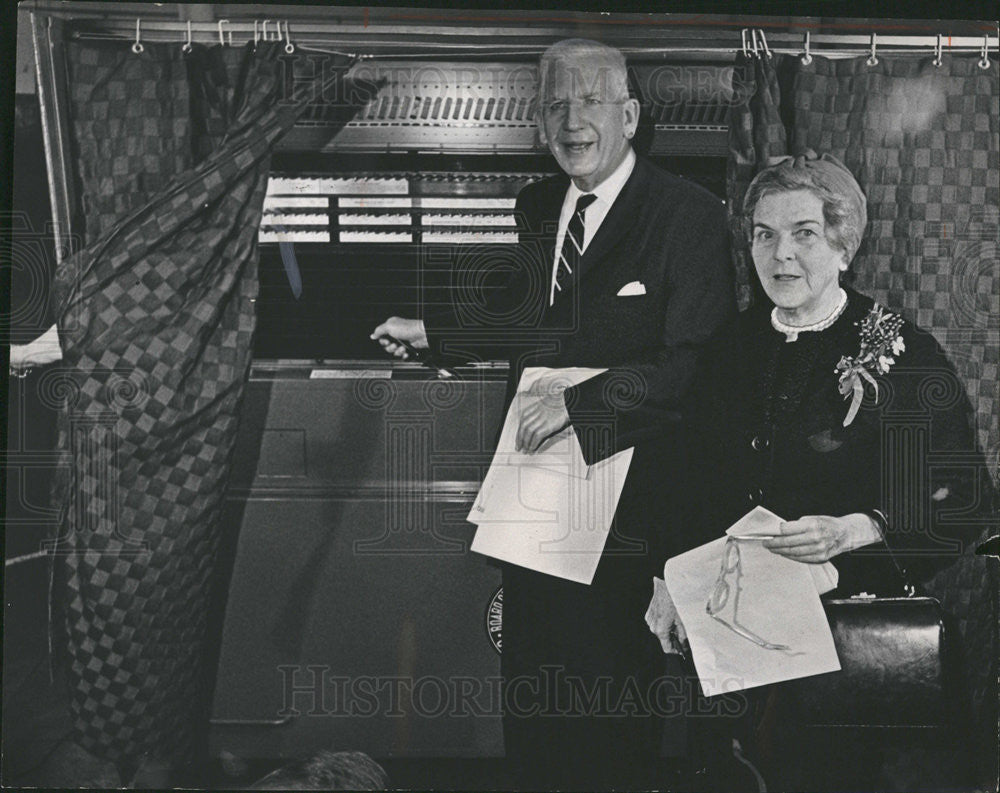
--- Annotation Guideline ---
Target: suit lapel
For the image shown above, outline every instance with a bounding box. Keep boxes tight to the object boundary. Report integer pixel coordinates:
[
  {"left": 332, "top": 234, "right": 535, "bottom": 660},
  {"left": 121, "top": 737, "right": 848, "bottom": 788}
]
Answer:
[
  {"left": 529, "top": 176, "right": 566, "bottom": 330},
  {"left": 571, "top": 156, "right": 648, "bottom": 290},
  {"left": 535, "top": 176, "right": 566, "bottom": 264}
]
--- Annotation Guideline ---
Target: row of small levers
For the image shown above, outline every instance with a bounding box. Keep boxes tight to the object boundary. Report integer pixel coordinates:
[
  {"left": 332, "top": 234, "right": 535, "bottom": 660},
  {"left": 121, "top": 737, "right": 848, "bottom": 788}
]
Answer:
[
  {"left": 259, "top": 196, "right": 520, "bottom": 244},
  {"left": 259, "top": 229, "right": 519, "bottom": 243}
]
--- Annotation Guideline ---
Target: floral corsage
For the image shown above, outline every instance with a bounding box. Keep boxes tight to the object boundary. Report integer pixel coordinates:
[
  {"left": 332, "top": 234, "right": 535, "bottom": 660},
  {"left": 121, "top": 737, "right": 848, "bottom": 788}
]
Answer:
[{"left": 835, "top": 304, "right": 905, "bottom": 427}]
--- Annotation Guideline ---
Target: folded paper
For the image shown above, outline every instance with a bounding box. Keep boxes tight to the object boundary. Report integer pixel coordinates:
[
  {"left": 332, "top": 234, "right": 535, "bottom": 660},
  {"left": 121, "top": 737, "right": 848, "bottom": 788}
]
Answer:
[
  {"left": 469, "top": 367, "right": 634, "bottom": 585},
  {"left": 665, "top": 507, "right": 840, "bottom": 697}
]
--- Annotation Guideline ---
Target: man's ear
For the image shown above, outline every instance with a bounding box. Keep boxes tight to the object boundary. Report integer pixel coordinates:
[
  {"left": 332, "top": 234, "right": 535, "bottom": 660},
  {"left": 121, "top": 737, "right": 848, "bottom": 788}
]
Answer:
[
  {"left": 622, "top": 97, "right": 640, "bottom": 139},
  {"left": 536, "top": 111, "right": 548, "bottom": 147}
]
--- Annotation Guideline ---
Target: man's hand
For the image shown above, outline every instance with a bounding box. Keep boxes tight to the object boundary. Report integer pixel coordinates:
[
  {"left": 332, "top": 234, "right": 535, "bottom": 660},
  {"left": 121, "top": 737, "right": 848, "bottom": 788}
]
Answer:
[
  {"left": 763, "top": 513, "right": 882, "bottom": 563},
  {"left": 646, "top": 577, "right": 687, "bottom": 655},
  {"left": 370, "top": 317, "right": 428, "bottom": 360},
  {"left": 515, "top": 395, "right": 570, "bottom": 453},
  {"left": 10, "top": 324, "right": 62, "bottom": 370}
]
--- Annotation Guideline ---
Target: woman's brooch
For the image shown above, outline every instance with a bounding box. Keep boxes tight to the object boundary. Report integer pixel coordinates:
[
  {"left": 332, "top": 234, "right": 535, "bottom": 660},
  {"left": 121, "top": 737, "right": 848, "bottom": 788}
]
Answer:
[{"left": 834, "top": 305, "right": 905, "bottom": 427}]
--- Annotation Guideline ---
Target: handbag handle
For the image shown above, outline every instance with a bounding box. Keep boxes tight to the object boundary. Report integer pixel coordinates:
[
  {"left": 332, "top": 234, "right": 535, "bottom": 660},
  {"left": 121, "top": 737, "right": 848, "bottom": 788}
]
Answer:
[{"left": 867, "top": 508, "right": 917, "bottom": 597}]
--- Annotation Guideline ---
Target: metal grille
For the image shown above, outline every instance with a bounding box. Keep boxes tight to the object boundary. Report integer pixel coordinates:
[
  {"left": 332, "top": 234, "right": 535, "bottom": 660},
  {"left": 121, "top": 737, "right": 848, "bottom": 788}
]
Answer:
[{"left": 283, "top": 60, "right": 730, "bottom": 154}]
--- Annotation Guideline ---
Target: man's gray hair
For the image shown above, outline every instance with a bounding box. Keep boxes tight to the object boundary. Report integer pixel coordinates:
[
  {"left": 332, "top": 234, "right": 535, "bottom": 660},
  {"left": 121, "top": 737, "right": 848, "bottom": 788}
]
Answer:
[{"left": 537, "top": 39, "right": 630, "bottom": 102}]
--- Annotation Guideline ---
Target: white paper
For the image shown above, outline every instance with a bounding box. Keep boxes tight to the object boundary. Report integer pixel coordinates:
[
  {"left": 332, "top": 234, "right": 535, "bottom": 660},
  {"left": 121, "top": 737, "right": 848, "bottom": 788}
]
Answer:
[
  {"left": 469, "top": 367, "right": 634, "bottom": 585},
  {"left": 470, "top": 447, "right": 633, "bottom": 584},
  {"left": 726, "top": 507, "right": 839, "bottom": 595},
  {"left": 665, "top": 508, "right": 841, "bottom": 697},
  {"left": 807, "top": 561, "right": 839, "bottom": 595}
]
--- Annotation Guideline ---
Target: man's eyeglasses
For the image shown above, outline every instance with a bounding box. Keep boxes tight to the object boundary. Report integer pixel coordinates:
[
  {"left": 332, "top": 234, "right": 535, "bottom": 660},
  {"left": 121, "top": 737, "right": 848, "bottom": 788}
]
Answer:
[
  {"left": 706, "top": 536, "right": 793, "bottom": 652},
  {"left": 541, "top": 98, "right": 625, "bottom": 117}
]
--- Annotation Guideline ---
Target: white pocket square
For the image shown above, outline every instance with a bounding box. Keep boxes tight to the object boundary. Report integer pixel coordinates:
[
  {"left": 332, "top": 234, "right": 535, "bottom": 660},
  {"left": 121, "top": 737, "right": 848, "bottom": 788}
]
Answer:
[{"left": 616, "top": 281, "right": 646, "bottom": 297}]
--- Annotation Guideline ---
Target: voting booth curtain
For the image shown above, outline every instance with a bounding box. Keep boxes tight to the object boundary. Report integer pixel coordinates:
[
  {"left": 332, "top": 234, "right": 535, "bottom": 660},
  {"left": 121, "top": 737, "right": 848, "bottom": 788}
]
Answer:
[
  {"left": 726, "top": 49, "right": 998, "bottom": 739},
  {"left": 48, "top": 39, "right": 353, "bottom": 766}
]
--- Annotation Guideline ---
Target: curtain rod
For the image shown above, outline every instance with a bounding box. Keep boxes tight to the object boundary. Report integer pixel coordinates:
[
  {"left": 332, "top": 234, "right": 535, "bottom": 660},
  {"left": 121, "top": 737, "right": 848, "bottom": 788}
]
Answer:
[
  {"left": 63, "top": 35, "right": 999, "bottom": 62},
  {"left": 66, "top": 36, "right": 998, "bottom": 56},
  {"left": 54, "top": 17, "right": 999, "bottom": 63}
]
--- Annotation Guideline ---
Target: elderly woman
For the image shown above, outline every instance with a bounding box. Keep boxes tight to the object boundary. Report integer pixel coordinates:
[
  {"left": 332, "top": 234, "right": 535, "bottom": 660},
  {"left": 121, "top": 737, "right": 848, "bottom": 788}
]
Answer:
[
  {"left": 691, "top": 151, "right": 986, "bottom": 596},
  {"left": 648, "top": 152, "right": 991, "bottom": 790}
]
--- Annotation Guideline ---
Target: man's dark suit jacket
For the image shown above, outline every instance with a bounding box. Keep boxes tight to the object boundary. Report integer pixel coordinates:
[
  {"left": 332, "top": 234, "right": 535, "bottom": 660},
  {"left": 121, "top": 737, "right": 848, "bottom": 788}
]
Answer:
[
  {"left": 426, "top": 154, "right": 735, "bottom": 577},
  {"left": 424, "top": 154, "right": 734, "bottom": 786}
]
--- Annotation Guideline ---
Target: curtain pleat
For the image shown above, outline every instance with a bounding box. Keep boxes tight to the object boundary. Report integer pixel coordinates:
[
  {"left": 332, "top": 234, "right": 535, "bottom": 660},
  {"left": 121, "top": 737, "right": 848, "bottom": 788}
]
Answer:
[{"left": 48, "top": 39, "right": 354, "bottom": 766}]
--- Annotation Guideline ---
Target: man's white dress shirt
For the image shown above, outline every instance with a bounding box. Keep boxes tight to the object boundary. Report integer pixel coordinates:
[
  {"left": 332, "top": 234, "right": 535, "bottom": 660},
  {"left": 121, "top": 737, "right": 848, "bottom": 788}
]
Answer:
[{"left": 549, "top": 148, "right": 637, "bottom": 305}]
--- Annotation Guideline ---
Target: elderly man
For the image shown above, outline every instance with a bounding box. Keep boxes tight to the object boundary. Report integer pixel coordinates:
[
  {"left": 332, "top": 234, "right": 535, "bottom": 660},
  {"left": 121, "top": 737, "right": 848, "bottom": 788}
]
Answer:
[{"left": 373, "top": 39, "right": 734, "bottom": 789}]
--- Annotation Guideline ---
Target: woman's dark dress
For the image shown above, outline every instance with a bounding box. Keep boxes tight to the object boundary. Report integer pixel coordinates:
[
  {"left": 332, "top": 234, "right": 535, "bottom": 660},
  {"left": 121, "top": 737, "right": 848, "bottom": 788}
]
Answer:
[{"left": 693, "top": 288, "right": 985, "bottom": 596}]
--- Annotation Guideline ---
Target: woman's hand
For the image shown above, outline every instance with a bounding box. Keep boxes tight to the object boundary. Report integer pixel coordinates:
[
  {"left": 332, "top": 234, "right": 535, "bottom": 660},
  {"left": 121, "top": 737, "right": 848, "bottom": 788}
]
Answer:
[
  {"left": 645, "top": 577, "right": 687, "bottom": 655},
  {"left": 10, "top": 324, "right": 62, "bottom": 371},
  {"left": 763, "top": 513, "right": 882, "bottom": 563}
]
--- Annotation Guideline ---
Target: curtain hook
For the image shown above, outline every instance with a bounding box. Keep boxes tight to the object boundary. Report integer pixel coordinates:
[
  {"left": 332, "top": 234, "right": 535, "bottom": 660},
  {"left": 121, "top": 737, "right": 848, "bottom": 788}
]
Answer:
[
  {"left": 132, "top": 18, "right": 144, "bottom": 54},
  {"left": 757, "top": 29, "right": 772, "bottom": 58},
  {"left": 218, "top": 19, "right": 230, "bottom": 47},
  {"left": 263, "top": 19, "right": 273, "bottom": 41},
  {"left": 182, "top": 20, "right": 193, "bottom": 54},
  {"left": 980, "top": 35, "right": 991, "bottom": 69},
  {"left": 283, "top": 21, "right": 296, "bottom": 54},
  {"left": 933, "top": 34, "right": 943, "bottom": 67},
  {"left": 750, "top": 29, "right": 760, "bottom": 58},
  {"left": 253, "top": 20, "right": 259, "bottom": 48},
  {"left": 866, "top": 33, "right": 879, "bottom": 66},
  {"left": 740, "top": 29, "right": 750, "bottom": 58},
  {"left": 801, "top": 31, "right": 813, "bottom": 65}
]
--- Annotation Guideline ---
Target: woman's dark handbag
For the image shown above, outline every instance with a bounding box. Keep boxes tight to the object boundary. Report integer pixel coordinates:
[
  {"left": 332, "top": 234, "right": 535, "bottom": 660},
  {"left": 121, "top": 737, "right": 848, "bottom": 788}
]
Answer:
[{"left": 782, "top": 595, "right": 958, "bottom": 727}]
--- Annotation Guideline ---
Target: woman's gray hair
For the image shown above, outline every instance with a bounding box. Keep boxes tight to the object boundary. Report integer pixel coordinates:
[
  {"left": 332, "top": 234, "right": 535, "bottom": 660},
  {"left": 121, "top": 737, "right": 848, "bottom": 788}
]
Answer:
[
  {"left": 742, "top": 152, "right": 868, "bottom": 264},
  {"left": 537, "top": 39, "right": 630, "bottom": 103}
]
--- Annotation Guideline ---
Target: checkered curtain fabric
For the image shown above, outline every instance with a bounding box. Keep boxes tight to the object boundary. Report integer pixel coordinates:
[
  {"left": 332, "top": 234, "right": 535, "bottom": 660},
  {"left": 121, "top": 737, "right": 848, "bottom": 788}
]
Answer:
[
  {"left": 790, "top": 55, "right": 999, "bottom": 478},
  {"left": 49, "top": 40, "right": 353, "bottom": 766},
  {"left": 727, "top": 50, "right": 998, "bottom": 747},
  {"left": 784, "top": 61, "right": 998, "bottom": 729},
  {"left": 794, "top": 54, "right": 1000, "bottom": 757},
  {"left": 726, "top": 52, "right": 790, "bottom": 311}
]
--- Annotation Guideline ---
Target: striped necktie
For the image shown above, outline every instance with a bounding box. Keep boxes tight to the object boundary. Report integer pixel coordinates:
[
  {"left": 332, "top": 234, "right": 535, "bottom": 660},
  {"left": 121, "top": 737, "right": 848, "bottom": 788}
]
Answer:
[{"left": 553, "top": 193, "right": 597, "bottom": 303}]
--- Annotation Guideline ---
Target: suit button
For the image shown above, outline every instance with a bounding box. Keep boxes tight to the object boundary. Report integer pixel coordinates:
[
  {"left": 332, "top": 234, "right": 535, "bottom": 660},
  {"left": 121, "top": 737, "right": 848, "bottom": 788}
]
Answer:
[{"left": 751, "top": 435, "right": 768, "bottom": 451}]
